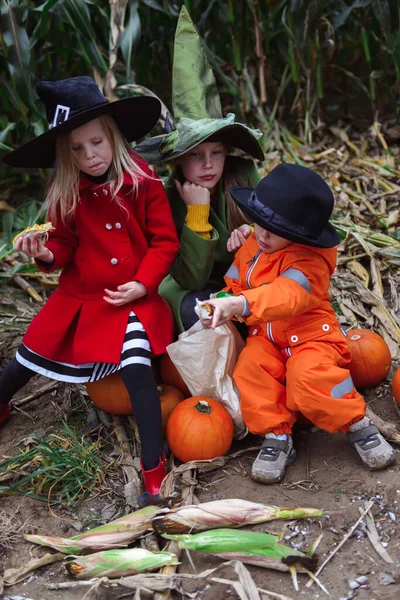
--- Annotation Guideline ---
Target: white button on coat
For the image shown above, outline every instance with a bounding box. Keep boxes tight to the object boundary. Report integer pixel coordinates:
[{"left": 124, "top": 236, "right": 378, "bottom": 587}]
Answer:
[
  {"left": 322, "top": 324, "right": 330, "bottom": 331},
  {"left": 103, "top": 189, "right": 108, "bottom": 195},
  {"left": 111, "top": 258, "right": 118, "bottom": 265},
  {"left": 93, "top": 192, "right": 99, "bottom": 197},
  {"left": 105, "top": 223, "right": 112, "bottom": 230},
  {"left": 290, "top": 335, "right": 299, "bottom": 343},
  {"left": 115, "top": 222, "right": 122, "bottom": 229}
]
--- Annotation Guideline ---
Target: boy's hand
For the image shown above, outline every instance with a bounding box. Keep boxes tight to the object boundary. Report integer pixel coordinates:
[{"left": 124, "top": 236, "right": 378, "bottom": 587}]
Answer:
[
  {"left": 104, "top": 281, "right": 147, "bottom": 306},
  {"left": 175, "top": 180, "right": 211, "bottom": 205},
  {"left": 14, "top": 235, "right": 54, "bottom": 263},
  {"left": 227, "top": 224, "right": 252, "bottom": 252},
  {"left": 200, "top": 296, "right": 244, "bottom": 329}
]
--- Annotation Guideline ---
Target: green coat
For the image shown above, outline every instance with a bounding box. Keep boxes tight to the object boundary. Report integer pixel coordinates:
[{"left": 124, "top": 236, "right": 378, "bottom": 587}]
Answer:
[{"left": 159, "top": 157, "right": 260, "bottom": 332}]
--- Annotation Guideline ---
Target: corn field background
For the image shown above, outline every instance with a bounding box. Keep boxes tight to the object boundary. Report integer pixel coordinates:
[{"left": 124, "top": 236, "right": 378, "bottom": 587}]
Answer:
[{"left": 1, "top": 0, "right": 400, "bottom": 160}]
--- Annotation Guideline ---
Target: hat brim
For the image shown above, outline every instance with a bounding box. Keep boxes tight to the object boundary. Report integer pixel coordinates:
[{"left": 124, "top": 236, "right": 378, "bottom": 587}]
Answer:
[
  {"left": 135, "top": 123, "right": 264, "bottom": 164},
  {"left": 3, "top": 96, "right": 161, "bottom": 168},
  {"left": 230, "top": 186, "right": 340, "bottom": 249}
]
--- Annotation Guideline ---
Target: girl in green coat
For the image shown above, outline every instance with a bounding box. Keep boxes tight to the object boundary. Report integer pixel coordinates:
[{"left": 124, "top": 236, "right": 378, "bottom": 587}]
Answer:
[{"left": 136, "top": 7, "right": 264, "bottom": 332}]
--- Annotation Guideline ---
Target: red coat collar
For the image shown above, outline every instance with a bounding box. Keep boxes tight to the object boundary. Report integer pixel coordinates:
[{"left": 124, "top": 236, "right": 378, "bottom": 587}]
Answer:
[{"left": 78, "top": 153, "right": 149, "bottom": 191}]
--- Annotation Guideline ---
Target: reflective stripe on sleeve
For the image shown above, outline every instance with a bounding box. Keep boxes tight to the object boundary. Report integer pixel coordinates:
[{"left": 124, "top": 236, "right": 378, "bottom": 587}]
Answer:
[
  {"left": 279, "top": 268, "right": 311, "bottom": 293},
  {"left": 225, "top": 263, "right": 239, "bottom": 280}
]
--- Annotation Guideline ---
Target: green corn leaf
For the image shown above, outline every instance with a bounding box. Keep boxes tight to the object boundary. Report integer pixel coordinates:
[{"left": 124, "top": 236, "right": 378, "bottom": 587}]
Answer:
[
  {"left": 120, "top": 0, "right": 141, "bottom": 82},
  {"left": 1, "top": 0, "right": 34, "bottom": 110},
  {"left": 59, "top": 0, "right": 108, "bottom": 74},
  {"left": 30, "top": 0, "right": 59, "bottom": 49}
]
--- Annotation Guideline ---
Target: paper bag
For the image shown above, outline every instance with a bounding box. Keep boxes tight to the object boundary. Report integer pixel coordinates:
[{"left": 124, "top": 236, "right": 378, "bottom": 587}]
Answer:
[{"left": 166, "top": 321, "right": 247, "bottom": 438}]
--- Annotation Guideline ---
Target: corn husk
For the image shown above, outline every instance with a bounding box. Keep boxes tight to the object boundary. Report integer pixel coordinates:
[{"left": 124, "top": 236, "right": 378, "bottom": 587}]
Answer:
[
  {"left": 12, "top": 222, "right": 54, "bottom": 246},
  {"left": 215, "top": 545, "right": 318, "bottom": 573},
  {"left": 163, "top": 528, "right": 279, "bottom": 552},
  {"left": 66, "top": 548, "right": 179, "bottom": 579},
  {"left": 153, "top": 498, "right": 327, "bottom": 534},
  {"left": 25, "top": 505, "right": 159, "bottom": 554},
  {"left": 194, "top": 298, "right": 214, "bottom": 319}
]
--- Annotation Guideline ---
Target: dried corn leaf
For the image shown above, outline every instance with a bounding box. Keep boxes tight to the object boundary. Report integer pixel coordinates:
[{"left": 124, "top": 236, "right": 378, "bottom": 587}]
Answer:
[
  {"left": 346, "top": 260, "right": 369, "bottom": 287},
  {"left": 358, "top": 503, "right": 394, "bottom": 564},
  {"left": 349, "top": 277, "right": 400, "bottom": 347},
  {"left": 370, "top": 258, "right": 384, "bottom": 299},
  {"left": 3, "top": 552, "right": 65, "bottom": 585}
]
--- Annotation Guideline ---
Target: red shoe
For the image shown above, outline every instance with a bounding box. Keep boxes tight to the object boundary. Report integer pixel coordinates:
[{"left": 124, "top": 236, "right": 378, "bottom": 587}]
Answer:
[
  {"left": 0, "top": 404, "right": 10, "bottom": 426},
  {"left": 141, "top": 457, "right": 167, "bottom": 495},
  {"left": 139, "top": 456, "right": 167, "bottom": 507}
]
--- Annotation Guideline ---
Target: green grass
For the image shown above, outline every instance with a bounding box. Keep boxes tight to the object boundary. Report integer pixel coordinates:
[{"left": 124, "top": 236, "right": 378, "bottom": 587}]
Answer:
[{"left": 0, "top": 423, "right": 113, "bottom": 507}]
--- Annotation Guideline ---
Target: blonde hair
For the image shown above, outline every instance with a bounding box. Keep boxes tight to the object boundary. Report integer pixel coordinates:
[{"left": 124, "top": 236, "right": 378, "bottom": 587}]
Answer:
[{"left": 45, "top": 114, "right": 150, "bottom": 225}]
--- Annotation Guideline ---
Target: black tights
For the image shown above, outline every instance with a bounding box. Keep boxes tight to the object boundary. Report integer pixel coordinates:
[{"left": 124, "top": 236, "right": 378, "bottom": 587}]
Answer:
[
  {"left": 0, "top": 358, "right": 163, "bottom": 471},
  {"left": 0, "top": 357, "right": 35, "bottom": 402}
]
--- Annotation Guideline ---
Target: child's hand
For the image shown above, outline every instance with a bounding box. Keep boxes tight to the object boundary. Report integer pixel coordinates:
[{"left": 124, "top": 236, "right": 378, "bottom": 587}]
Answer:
[
  {"left": 175, "top": 180, "right": 211, "bottom": 205},
  {"left": 200, "top": 296, "right": 244, "bottom": 329},
  {"left": 227, "top": 224, "right": 252, "bottom": 252},
  {"left": 104, "top": 281, "right": 147, "bottom": 306},
  {"left": 14, "top": 235, "right": 54, "bottom": 263}
]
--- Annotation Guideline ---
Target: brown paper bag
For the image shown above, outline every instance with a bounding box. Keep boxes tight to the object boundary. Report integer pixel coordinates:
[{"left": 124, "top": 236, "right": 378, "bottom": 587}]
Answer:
[{"left": 166, "top": 321, "right": 247, "bottom": 438}]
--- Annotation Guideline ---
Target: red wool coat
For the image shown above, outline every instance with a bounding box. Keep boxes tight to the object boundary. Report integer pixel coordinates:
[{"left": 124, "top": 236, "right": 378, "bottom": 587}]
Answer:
[{"left": 23, "top": 163, "right": 179, "bottom": 365}]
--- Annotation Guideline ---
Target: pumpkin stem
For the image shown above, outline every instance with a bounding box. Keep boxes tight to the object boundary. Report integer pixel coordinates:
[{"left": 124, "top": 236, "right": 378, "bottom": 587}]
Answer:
[
  {"left": 195, "top": 400, "right": 211, "bottom": 414},
  {"left": 350, "top": 335, "right": 361, "bottom": 341},
  {"left": 157, "top": 386, "right": 164, "bottom": 396}
]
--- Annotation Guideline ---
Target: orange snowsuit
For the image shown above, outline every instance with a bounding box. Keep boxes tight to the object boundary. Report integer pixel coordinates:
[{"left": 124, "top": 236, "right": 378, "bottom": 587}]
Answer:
[{"left": 223, "top": 234, "right": 366, "bottom": 436}]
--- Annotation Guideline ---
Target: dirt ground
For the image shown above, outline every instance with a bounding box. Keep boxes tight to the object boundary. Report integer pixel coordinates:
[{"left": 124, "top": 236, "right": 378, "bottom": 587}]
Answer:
[
  {"left": 0, "top": 282, "right": 399, "bottom": 600},
  {"left": 0, "top": 369, "right": 399, "bottom": 600}
]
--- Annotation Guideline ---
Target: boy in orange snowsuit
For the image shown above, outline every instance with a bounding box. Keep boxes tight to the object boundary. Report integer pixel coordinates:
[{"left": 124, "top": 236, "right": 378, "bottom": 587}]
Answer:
[{"left": 200, "top": 164, "right": 395, "bottom": 483}]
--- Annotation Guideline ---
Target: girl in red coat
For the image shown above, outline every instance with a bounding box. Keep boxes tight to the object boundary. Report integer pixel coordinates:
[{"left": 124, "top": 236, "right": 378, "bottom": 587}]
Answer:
[{"left": 1, "top": 76, "right": 179, "bottom": 502}]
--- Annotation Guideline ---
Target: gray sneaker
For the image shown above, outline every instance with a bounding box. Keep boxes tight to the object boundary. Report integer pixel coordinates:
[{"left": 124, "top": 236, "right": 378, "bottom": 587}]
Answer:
[
  {"left": 347, "top": 417, "right": 395, "bottom": 470},
  {"left": 251, "top": 433, "right": 296, "bottom": 484}
]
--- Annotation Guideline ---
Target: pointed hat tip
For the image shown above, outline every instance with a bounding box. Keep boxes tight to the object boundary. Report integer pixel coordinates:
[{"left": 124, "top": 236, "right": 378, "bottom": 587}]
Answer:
[{"left": 173, "top": 2, "right": 222, "bottom": 120}]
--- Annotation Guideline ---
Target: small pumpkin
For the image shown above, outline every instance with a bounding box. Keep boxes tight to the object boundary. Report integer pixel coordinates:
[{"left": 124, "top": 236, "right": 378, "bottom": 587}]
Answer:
[
  {"left": 160, "top": 353, "right": 191, "bottom": 398},
  {"left": 86, "top": 373, "right": 183, "bottom": 433},
  {"left": 166, "top": 397, "right": 234, "bottom": 462},
  {"left": 347, "top": 329, "right": 391, "bottom": 388},
  {"left": 392, "top": 367, "right": 400, "bottom": 406}
]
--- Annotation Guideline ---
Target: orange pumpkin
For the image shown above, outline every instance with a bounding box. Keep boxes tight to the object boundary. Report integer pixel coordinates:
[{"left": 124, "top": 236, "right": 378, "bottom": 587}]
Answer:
[
  {"left": 160, "top": 353, "right": 191, "bottom": 398},
  {"left": 166, "top": 397, "right": 234, "bottom": 462},
  {"left": 392, "top": 367, "right": 400, "bottom": 406},
  {"left": 347, "top": 329, "right": 391, "bottom": 388},
  {"left": 86, "top": 373, "right": 183, "bottom": 433}
]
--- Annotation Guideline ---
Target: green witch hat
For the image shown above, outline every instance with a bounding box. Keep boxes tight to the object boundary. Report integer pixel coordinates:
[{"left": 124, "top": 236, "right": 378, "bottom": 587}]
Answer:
[{"left": 135, "top": 6, "right": 264, "bottom": 164}]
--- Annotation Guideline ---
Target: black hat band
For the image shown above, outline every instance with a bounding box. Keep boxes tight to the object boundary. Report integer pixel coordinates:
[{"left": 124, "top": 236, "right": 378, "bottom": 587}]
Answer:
[{"left": 248, "top": 191, "right": 321, "bottom": 242}]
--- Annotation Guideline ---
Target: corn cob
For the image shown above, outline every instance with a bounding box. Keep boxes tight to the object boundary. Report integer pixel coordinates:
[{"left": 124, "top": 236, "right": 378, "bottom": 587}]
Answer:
[
  {"left": 66, "top": 548, "right": 179, "bottom": 579},
  {"left": 163, "top": 528, "right": 279, "bottom": 552},
  {"left": 153, "top": 498, "right": 327, "bottom": 534},
  {"left": 25, "top": 505, "right": 159, "bottom": 554},
  {"left": 163, "top": 528, "right": 318, "bottom": 577},
  {"left": 12, "top": 222, "right": 54, "bottom": 246}
]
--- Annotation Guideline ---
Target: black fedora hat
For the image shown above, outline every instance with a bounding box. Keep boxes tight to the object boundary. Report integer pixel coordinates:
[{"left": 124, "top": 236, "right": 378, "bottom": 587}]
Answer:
[
  {"left": 229, "top": 164, "right": 340, "bottom": 248},
  {"left": 3, "top": 76, "right": 161, "bottom": 168}
]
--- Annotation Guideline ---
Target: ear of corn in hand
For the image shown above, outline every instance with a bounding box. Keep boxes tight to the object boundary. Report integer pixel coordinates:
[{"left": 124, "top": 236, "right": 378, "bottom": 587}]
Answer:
[
  {"left": 25, "top": 505, "right": 159, "bottom": 554},
  {"left": 12, "top": 222, "right": 55, "bottom": 246},
  {"left": 66, "top": 548, "right": 179, "bottom": 579},
  {"left": 153, "top": 498, "right": 327, "bottom": 534}
]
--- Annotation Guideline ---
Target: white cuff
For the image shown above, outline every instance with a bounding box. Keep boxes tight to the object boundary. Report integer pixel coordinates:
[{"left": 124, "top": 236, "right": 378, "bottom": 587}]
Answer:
[{"left": 240, "top": 295, "right": 251, "bottom": 316}]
